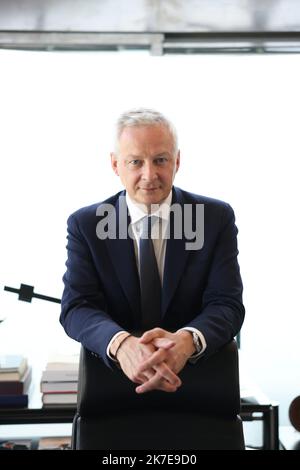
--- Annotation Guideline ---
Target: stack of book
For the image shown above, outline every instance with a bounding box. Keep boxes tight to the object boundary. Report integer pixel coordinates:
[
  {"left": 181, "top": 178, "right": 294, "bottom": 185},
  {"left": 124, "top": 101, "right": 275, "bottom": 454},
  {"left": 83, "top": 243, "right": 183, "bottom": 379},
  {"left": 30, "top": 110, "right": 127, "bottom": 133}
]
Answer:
[
  {"left": 0, "top": 355, "right": 31, "bottom": 408},
  {"left": 40, "top": 354, "right": 79, "bottom": 408}
]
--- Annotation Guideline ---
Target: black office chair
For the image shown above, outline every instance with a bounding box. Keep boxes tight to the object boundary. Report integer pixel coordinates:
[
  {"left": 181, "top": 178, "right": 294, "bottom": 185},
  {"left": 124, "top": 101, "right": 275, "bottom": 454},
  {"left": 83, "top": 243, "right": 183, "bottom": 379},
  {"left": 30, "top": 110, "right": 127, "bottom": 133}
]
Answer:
[{"left": 72, "top": 340, "right": 244, "bottom": 450}]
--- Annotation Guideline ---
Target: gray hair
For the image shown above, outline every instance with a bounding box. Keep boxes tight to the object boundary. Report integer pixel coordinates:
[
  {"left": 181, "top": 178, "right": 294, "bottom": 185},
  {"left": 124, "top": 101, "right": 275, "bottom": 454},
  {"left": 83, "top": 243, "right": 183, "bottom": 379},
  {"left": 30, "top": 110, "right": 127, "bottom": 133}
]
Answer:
[{"left": 114, "top": 107, "right": 178, "bottom": 155}]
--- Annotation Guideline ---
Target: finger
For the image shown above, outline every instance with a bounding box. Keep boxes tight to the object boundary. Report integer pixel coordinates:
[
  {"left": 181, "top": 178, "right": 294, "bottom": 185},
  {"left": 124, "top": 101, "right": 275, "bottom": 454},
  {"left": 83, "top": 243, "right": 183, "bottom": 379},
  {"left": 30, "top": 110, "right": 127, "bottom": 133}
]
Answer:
[
  {"left": 132, "top": 368, "right": 155, "bottom": 384},
  {"left": 138, "top": 353, "right": 181, "bottom": 387},
  {"left": 135, "top": 373, "right": 164, "bottom": 394},
  {"left": 153, "top": 363, "right": 182, "bottom": 387},
  {"left": 139, "top": 328, "right": 165, "bottom": 344},
  {"left": 132, "top": 373, "right": 149, "bottom": 384},
  {"left": 136, "top": 365, "right": 156, "bottom": 383},
  {"left": 152, "top": 338, "right": 175, "bottom": 350},
  {"left": 135, "top": 372, "right": 159, "bottom": 394},
  {"left": 138, "top": 348, "right": 168, "bottom": 372},
  {"left": 143, "top": 371, "right": 155, "bottom": 383},
  {"left": 136, "top": 373, "right": 179, "bottom": 394},
  {"left": 137, "top": 382, "right": 178, "bottom": 394},
  {"left": 135, "top": 372, "right": 153, "bottom": 384}
]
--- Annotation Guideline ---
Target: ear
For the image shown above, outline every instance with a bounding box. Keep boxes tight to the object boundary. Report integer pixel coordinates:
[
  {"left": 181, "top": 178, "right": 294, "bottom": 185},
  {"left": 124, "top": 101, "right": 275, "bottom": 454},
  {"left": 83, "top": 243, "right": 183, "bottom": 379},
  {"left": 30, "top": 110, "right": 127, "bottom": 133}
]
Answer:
[
  {"left": 110, "top": 152, "right": 119, "bottom": 176},
  {"left": 175, "top": 150, "right": 180, "bottom": 172}
]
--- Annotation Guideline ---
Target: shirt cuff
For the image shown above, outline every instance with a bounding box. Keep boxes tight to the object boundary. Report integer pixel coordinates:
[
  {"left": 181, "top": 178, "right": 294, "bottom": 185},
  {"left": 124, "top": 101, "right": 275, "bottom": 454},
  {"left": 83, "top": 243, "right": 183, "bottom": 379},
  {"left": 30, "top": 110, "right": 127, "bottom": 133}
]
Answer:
[
  {"left": 178, "top": 327, "right": 207, "bottom": 363},
  {"left": 106, "top": 331, "right": 128, "bottom": 362}
]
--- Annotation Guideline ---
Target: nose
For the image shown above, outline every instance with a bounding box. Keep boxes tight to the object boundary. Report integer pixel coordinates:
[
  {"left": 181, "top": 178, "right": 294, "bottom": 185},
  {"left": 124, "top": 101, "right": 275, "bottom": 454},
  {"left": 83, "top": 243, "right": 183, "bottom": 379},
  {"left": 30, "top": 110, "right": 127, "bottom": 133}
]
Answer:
[{"left": 141, "top": 161, "right": 158, "bottom": 182}]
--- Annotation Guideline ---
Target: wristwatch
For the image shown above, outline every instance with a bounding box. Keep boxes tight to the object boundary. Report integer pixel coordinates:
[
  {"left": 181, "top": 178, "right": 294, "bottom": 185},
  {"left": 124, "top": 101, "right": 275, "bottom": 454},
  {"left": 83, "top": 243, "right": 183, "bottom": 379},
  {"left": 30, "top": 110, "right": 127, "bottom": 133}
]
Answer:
[{"left": 192, "top": 331, "right": 202, "bottom": 354}]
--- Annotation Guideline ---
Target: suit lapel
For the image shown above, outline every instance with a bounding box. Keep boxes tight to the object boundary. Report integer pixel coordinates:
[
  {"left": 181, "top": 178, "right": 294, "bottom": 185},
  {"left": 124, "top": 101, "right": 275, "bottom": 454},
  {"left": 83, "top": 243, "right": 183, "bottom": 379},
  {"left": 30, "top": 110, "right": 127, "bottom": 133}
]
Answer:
[
  {"left": 162, "top": 187, "right": 190, "bottom": 316},
  {"left": 104, "top": 193, "right": 141, "bottom": 322}
]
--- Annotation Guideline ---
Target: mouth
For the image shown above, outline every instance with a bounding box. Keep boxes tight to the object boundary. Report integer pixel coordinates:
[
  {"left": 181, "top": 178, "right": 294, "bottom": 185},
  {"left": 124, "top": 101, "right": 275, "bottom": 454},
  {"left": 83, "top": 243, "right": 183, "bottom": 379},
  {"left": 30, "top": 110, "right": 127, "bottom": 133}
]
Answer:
[{"left": 139, "top": 187, "right": 160, "bottom": 192}]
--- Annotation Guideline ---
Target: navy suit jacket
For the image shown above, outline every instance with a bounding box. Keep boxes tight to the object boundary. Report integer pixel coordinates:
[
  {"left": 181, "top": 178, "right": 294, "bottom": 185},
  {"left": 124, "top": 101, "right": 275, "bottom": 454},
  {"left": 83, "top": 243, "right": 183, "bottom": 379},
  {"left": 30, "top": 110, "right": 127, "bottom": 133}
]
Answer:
[{"left": 60, "top": 187, "right": 245, "bottom": 368}]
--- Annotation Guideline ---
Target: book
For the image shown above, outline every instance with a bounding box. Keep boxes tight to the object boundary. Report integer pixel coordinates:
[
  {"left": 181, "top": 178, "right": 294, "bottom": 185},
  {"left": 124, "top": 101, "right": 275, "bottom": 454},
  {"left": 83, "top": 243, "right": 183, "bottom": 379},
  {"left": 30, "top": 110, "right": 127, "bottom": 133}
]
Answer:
[
  {"left": 42, "top": 392, "right": 77, "bottom": 405},
  {"left": 0, "top": 355, "right": 28, "bottom": 381},
  {"left": 42, "top": 403, "right": 76, "bottom": 409},
  {"left": 0, "top": 366, "right": 32, "bottom": 395},
  {"left": 0, "top": 393, "right": 28, "bottom": 407},
  {"left": 41, "top": 353, "right": 79, "bottom": 382},
  {"left": 45, "top": 354, "right": 79, "bottom": 371},
  {"left": 41, "top": 369, "right": 79, "bottom": 382},
  {"left": 40, "top": 380, "right": 78, "bottom": 393},
  {"left": 0, "top": 355, "right": 26, "bottom": 372}
]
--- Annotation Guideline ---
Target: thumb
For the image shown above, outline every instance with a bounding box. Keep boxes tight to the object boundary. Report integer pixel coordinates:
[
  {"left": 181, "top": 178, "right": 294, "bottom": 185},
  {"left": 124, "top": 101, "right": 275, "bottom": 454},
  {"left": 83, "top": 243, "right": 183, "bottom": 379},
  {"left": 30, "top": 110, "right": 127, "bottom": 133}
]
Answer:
[{"left": 139, "top": 328, "right": 165, "bottom": 344}]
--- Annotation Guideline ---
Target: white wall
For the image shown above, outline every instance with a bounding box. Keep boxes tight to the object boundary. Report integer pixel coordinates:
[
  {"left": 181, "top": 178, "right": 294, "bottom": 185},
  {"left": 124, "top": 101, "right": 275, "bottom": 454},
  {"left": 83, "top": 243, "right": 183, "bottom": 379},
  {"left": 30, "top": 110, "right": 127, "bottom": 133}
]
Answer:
[{"left": 0, "top": 49, "right": 299, "bottom": 425}]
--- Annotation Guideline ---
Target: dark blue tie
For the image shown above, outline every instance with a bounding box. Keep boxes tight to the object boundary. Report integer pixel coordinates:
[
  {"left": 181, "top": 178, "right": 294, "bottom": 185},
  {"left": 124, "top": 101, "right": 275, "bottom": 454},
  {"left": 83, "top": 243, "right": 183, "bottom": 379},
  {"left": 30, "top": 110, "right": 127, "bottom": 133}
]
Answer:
[{"left": 139, "top": 216, "right": 161, "bottom": 330}]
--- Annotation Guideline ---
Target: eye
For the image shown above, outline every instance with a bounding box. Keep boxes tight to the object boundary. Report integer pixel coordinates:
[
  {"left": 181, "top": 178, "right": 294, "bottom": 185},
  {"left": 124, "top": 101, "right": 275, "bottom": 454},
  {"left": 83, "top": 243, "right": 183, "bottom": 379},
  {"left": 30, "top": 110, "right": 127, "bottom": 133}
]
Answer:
[
  {"left": 129, "top": 159, "right": 141, "bottom": 167},
  {"left": 155, "top": 157, "right": 168, "bottom": 165}
]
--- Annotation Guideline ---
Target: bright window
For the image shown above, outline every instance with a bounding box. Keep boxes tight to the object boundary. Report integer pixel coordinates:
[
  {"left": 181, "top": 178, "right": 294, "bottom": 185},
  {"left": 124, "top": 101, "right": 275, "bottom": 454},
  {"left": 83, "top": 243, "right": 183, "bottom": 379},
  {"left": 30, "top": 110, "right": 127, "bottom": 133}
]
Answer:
[{"left": 1, "top": 49, "right": 300, "bottom": 423}]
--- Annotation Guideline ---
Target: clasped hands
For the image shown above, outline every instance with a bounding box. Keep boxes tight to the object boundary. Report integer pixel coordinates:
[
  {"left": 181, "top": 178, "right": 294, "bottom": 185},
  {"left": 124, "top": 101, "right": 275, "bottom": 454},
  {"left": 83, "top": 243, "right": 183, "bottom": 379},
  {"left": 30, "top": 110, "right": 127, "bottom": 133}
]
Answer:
[{"left": 115, "top": 328, "right": 195, "bottom": 394}]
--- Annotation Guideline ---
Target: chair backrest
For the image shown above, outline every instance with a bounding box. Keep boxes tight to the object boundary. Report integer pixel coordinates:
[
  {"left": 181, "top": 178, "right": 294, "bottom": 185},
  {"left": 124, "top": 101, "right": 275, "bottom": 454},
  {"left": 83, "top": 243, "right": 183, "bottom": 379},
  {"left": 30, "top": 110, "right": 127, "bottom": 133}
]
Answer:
[
  {"left": 73, "top": 340, "right": 244, "bottom": 450},
  {"left": 77, "top": 340, "right": 241, "bottom": 419}
]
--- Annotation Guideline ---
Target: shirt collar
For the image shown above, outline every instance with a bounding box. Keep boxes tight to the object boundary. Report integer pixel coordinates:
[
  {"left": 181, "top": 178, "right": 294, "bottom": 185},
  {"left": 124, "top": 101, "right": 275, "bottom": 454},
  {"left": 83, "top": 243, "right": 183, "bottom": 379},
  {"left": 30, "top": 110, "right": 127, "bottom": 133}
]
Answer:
[{"left": 126, "top": 191, "right": 172, "bottom": 225}]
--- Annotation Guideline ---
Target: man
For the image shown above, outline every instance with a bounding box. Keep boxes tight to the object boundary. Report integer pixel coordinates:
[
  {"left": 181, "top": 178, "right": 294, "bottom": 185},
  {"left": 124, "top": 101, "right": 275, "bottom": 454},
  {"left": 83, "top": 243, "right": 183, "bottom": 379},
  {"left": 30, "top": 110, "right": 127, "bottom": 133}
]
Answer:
[{"left": 60, "top": 108, "right": 245, "bottom": 395}]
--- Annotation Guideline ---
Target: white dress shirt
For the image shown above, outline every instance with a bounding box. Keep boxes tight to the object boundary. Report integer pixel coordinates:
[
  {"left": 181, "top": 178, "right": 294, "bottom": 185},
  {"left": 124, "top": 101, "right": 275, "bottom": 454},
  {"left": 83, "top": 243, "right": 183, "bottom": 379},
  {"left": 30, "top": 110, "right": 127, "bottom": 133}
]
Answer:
[{"left": 107, "top": 191, "right": 207, "bottom": 362}]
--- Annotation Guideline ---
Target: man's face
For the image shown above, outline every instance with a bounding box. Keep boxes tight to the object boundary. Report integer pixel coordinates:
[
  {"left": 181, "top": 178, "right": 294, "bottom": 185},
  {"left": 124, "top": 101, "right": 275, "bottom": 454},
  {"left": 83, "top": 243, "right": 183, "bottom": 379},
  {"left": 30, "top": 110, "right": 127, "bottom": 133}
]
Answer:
[{"left": 111, "top": 124, "right": 180, "bottom": 207}]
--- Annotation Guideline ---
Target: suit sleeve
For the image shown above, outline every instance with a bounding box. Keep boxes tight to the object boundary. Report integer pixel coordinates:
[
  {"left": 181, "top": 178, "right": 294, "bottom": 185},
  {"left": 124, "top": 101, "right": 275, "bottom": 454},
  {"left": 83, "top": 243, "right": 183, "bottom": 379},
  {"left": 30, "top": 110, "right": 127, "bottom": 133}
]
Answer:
[
  {"left": 185, "top": 203, "right": 245, "bottom": 358},
  {"left": 59, "top": 214, "right": 124, "bottom": 368}
]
